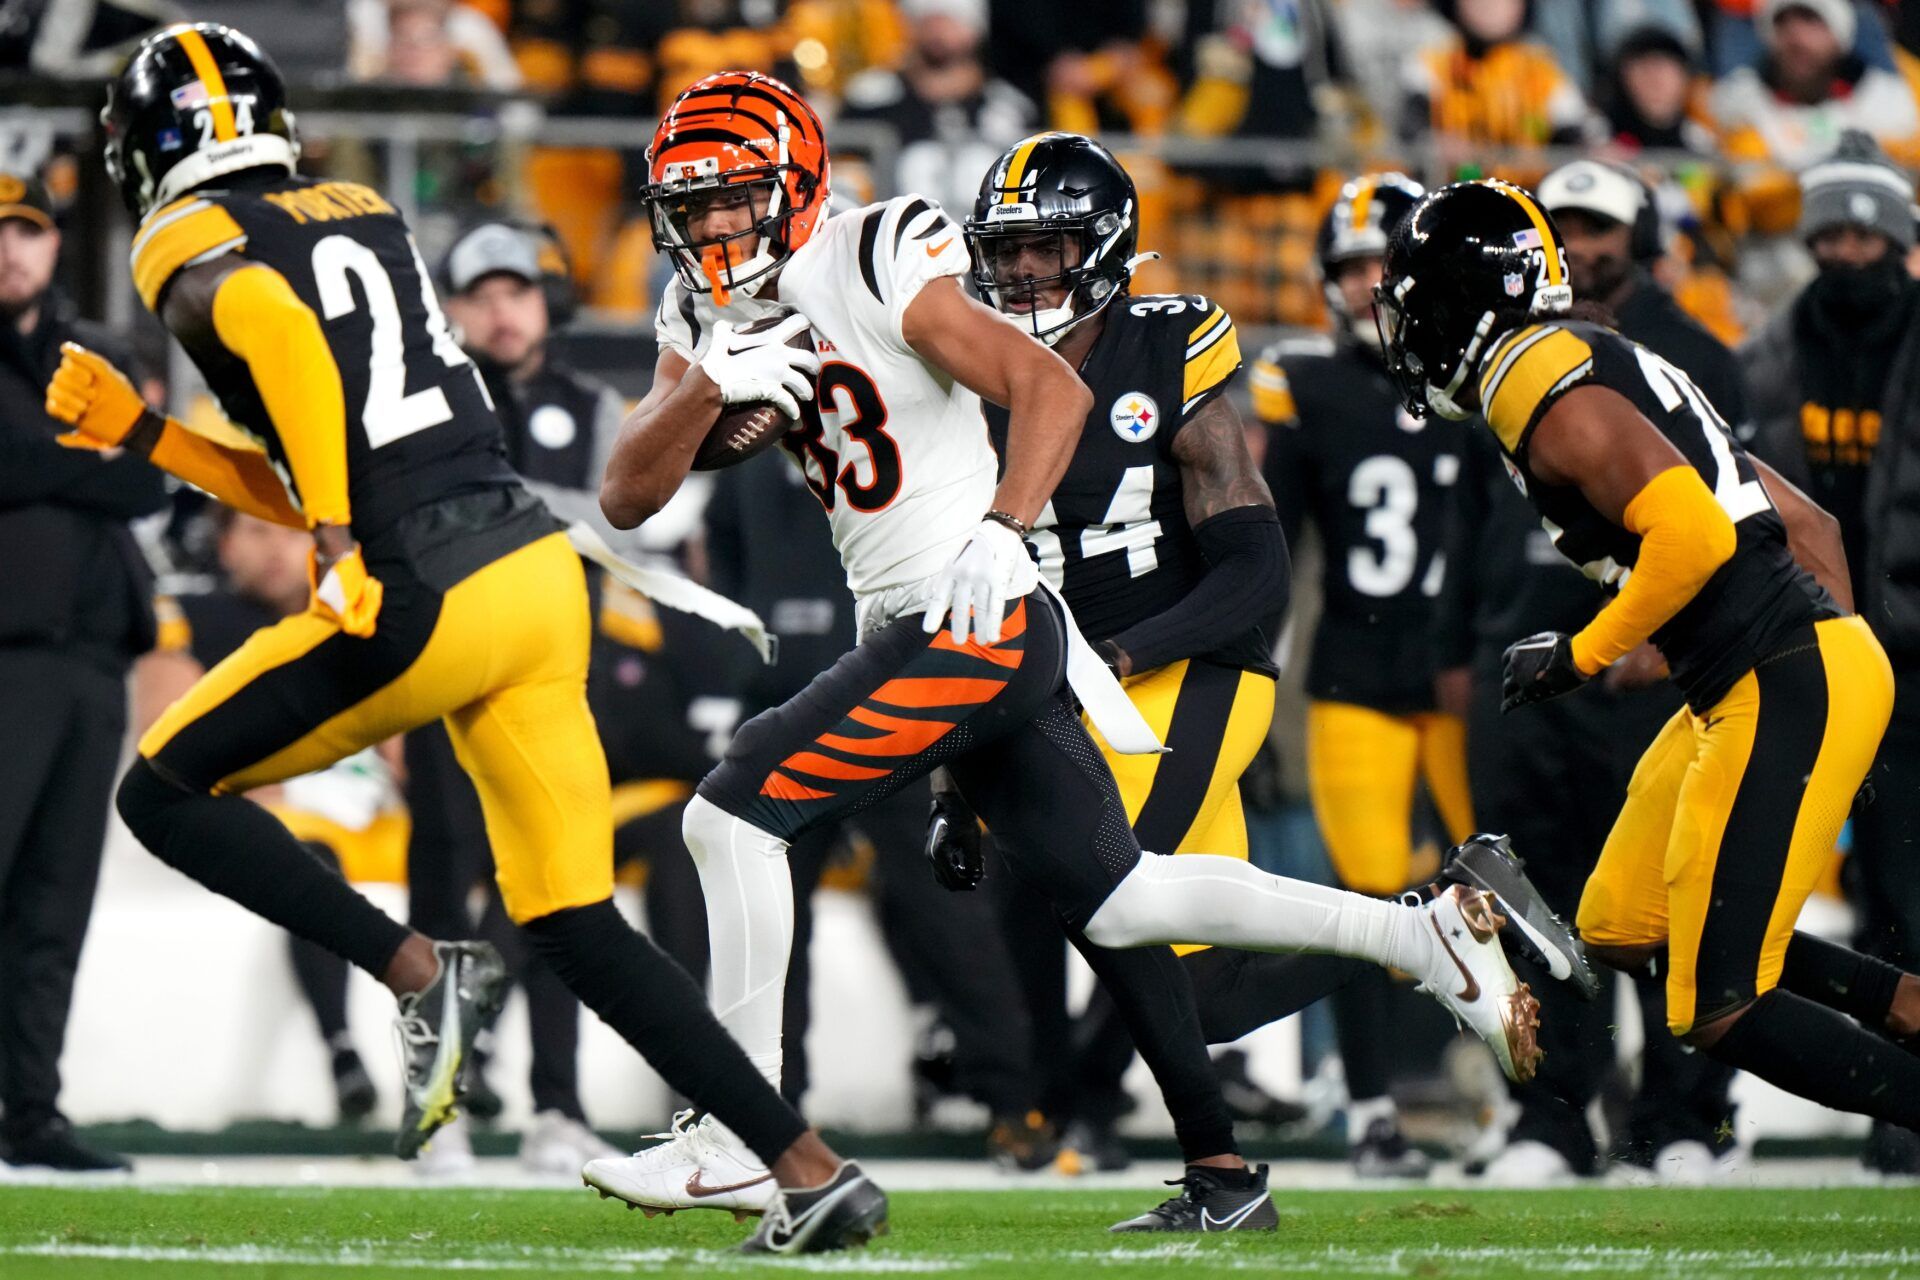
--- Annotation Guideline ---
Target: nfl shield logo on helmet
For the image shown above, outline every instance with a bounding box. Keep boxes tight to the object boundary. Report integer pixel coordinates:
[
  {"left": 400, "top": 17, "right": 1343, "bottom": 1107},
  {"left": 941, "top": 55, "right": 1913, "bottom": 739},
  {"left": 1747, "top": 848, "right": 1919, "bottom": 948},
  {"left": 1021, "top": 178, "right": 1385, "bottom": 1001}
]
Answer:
[{"left": 1503, "top": 272, "right": 1526, "bottom": 298}]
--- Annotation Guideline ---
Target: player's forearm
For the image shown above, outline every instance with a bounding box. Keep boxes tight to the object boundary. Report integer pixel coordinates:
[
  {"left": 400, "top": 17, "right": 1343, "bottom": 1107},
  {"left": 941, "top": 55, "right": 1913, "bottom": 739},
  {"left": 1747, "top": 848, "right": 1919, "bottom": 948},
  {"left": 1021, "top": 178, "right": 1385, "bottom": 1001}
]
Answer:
[
  {"left": 991, "top": 361, "right": 1092, "bottom": 527},
  {"left": 135, "top": 413, "right": 306, "bottom": 528},
  {"left": 1570, "top": 466, "right": 1734, "bottom": 675},
  {"left": 1106, "top": 506, "right": 1288, "bottom": 675},
  {"left": 601, "top": 367, "right": 721, "bottom": 529}
]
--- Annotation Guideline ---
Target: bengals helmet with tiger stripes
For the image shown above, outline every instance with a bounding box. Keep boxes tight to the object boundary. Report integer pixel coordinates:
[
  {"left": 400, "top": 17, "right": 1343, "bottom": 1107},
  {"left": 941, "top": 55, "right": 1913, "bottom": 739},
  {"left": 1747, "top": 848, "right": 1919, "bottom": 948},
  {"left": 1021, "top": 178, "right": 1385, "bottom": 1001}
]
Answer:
[{"left": 640, "top": 70, "right": 830, "bottom": 303}]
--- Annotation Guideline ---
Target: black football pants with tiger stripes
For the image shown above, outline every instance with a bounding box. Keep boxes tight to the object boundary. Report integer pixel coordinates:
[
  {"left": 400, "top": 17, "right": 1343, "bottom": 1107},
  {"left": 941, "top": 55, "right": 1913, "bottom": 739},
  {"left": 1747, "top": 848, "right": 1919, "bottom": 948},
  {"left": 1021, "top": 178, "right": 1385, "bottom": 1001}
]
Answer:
[{"left": 699, "top": 590, "right": 1241, "bottom": 1160}]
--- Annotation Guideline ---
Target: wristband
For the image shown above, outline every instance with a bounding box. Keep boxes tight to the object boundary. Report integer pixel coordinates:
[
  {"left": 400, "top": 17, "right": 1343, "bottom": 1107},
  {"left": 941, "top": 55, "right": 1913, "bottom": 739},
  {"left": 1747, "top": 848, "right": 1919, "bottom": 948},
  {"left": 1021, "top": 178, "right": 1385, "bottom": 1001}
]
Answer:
[{"left": 984, "top": 509, "right": 1029, "bottom": 537}]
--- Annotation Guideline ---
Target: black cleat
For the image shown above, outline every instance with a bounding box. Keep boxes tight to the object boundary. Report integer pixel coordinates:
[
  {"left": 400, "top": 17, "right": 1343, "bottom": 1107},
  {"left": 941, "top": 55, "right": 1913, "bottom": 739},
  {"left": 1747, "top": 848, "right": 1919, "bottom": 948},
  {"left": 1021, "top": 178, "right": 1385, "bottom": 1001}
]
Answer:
[
  {"left": 1444, "top": 833, "right": 1600, "bottom": 1000},
  {"left": 1214, "top": 1048, "right": 1309, "bottom": 1128},
  {"left": 331, "top": 1048, "right": 378, "bottom": 1125},
  {"left": 738, "top": 1162, "right": 889, "bottom": 1254},
  {"left": 1108, "top": 1163, "right": 1279, "bottom": 1233},
  {"left": 2, "top": 1115, "right": 130, "bottom": 1173},
  {"left": 394, "top": 941, "right": 508, "bottom": 1159},
  {"left": 1864, "top": 1121, "right": 1920, "bottom": 1175},
  {"left": 988, "top": 1110, "right": 1060, "bottom": 1171},
  {"left": 1351, "top": 1117, "right": 1432, "bottom": 1178},
  {"left": 459, "top": 1043, "right": 505, "bottom": 1124}
]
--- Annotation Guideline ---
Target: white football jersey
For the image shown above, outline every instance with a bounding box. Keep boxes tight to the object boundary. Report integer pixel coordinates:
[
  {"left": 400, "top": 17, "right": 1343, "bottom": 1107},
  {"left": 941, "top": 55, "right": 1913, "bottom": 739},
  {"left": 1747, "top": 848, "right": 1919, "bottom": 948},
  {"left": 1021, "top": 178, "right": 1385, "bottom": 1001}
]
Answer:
[{"left": 657, "top": 195, "right": 995, "bottom": 605}]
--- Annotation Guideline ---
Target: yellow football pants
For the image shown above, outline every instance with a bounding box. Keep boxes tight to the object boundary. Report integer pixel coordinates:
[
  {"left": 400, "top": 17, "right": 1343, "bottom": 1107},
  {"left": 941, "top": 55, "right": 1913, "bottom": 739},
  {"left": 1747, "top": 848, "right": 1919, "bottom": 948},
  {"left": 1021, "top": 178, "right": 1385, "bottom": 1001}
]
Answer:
[
  {"left": 1086, "top": 657, "right": 1277, "bottom": 956},
  {"left": 141, "top": 532, "right": 613, "bottom": 923},
  {"left": 1306, "top": 700, "right": 1474, "bottom": 897},
  {"left": 1577, "top": 616, "right": 1893, "bottom": 1033}
]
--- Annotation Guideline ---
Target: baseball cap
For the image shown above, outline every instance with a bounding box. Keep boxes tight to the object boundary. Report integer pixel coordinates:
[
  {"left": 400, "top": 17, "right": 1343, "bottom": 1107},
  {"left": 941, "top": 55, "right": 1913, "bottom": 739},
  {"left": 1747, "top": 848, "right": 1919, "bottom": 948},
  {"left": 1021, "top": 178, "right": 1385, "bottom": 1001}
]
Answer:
[
  {"left": 1538, "top": 160, "right": 1646, "bottom": 229},
  {"left": 0, "top": 173, "right": 55, "bottom": 231},
  {"left": 444, "top": 223, "right": 542, "bottom": 294},
  {"left": 1799, "top": 131, "right": 1917, "bottom": 250}
]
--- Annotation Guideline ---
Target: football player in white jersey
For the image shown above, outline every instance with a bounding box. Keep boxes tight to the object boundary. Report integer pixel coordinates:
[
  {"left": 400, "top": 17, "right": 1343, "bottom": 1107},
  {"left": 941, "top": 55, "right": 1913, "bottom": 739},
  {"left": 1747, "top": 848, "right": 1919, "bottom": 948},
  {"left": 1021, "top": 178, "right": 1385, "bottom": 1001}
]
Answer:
[{"left": 593, "top": 74, "right": 1553, "bottom": 1240}]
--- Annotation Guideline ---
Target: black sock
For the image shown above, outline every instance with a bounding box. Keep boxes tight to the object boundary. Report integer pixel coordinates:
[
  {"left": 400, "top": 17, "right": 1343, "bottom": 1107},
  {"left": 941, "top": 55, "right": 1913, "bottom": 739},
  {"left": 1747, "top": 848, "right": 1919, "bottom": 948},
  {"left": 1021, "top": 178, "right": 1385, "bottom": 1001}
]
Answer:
[
  {"left": 118, "top": 759, "right": 410, "bottom": 977},
  {"left": 1068, "top": 932, "right": 1237, "bottom": 1163},
  {"left": 1708, "top": 989, "right": 1920, "bottom": 1129},
  {"left": 286, "top": 842, "right": 353, "bottom": 1041},
  {"left": 1331, "top": 964, "right": 1394, "bottom": 1105},
  {"left": 1779, "top": 931, "right": 1905, "bottom": 1029},
  {"left": 520, "top": 898, "right": 807, "bottom": 1164},
  {"left": 1184, "top": 947, "right": 1366, "bottom": 1044}
]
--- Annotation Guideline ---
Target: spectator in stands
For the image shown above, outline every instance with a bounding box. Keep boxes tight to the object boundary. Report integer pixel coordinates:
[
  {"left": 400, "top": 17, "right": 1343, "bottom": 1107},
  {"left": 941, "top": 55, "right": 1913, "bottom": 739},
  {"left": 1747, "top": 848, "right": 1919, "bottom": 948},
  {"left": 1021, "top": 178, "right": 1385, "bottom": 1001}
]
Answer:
[
  {"left": 1600, "top": 24, "right": 1718, "bottom": 154},
  {"left": 1739, "top": 135, "right": 1920, "bottom": 1177},
  {"left": 838, "top": 0, "right": 1037, "bottom": 220},
  {"left": 1710, "top": 0, "right": 1919, "bottom": 168},
  {"left": 0, "top": 172, "right": 166, "bottom": 1173},
  {"left": 350, "top": 0, "right": 521, "bottom": 88},
  {"left": 1336, "top": 0, "right": 1452, "bottom": 137},
  {"left": 1178, "top": 0, "right": 1351, "bottom": 146},
  {"left": 1702, "top": 0, "right": 1899, "bottom": 77},
  {"left": 1400, "top": 0, "right": 1601, "bottom": 161}
]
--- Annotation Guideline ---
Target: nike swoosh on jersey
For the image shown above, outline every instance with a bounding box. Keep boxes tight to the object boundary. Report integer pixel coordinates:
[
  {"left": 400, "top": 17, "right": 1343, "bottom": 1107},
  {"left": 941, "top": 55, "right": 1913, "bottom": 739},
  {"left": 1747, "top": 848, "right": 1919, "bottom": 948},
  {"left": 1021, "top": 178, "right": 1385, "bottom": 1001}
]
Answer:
[
  {"left": 1200, "top": 1193, "right": 1272, "bottom": 1231},
  {"left": 1429, "top": 914, "right": 1481, "bottom": 1003},
  {"left": 927, "top": 238, "right": 953, "bottom": 257},
  {"left": 686, "top": 1169, "right": 775, "bottom": 1198}
]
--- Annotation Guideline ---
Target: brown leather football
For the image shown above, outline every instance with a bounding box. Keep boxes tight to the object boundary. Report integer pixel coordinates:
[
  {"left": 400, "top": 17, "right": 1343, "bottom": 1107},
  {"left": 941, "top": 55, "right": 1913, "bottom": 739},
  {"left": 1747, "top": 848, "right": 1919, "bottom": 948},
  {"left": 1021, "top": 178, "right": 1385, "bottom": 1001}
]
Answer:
[{"left": 689, "top": 313, "right": 816, "bottom": 471}]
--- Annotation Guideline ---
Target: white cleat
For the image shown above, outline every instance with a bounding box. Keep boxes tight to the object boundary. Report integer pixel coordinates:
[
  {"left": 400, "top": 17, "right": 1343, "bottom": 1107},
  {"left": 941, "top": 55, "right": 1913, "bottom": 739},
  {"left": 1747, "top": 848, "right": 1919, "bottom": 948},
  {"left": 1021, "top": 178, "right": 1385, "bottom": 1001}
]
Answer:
[
  {"left": 521, "top": 1110, "right": 620, "bottom": 1178},
  {"left": 582, "top": 1110, "right": 776, "bottom": 1220},
  {"left": 1479, "top": 1139, "right": 1576, "bottom": 1186},
  {"left": 1414, "top": 886, "right": 1543, "bottom": 1084}
]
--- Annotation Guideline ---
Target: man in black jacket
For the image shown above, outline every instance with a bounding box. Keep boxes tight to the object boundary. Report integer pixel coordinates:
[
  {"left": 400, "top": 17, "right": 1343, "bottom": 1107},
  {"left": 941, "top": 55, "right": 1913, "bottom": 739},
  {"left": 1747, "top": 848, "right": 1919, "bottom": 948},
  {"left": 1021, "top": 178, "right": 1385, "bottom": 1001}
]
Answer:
[
  {"left": 1439, "top": 159, "right": 1741, "bottom": 1183},
  {"left": 0, "top": 172, "right": 166, "bottom": 1171},
  {"left": 1739, "top": 133, "right": 1920, "bottom": 1174}
]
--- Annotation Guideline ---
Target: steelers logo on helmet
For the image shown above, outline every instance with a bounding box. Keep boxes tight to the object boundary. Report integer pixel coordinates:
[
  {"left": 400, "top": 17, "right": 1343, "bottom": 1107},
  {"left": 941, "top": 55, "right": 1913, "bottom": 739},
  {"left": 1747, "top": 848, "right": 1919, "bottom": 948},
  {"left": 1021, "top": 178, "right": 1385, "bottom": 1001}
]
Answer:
[
  {"left": 1109, "top": 391, "right": 1160, "bottom": 443},
  {"left": 964, "top": 132, "right": 1144, "bottom": 346}
]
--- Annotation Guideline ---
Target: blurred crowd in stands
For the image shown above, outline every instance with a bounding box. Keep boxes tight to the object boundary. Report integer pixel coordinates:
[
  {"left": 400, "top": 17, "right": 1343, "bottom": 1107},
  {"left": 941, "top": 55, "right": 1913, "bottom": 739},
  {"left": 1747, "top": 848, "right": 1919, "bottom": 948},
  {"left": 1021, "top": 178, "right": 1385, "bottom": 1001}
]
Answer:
[{"left": 8, "top": 0, "right": 1920, "bottom": 333}]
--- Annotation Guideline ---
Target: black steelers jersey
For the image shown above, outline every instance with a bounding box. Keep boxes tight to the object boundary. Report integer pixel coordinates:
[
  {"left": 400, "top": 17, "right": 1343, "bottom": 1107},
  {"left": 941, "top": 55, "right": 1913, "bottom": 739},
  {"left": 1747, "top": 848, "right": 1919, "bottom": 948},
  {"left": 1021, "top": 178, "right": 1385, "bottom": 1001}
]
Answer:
[
  {"left": 130, "top": 174, "right": 514, "bottom": 543},
  {"left": 982, "top": 293, "right": 1272, "bottom": 673},
  {"left": 1477, "top": 319, "right": 1835, "bottom": 711},
  {"left": 1253, "top": 336, "right": 1465, "bottom": 714}
]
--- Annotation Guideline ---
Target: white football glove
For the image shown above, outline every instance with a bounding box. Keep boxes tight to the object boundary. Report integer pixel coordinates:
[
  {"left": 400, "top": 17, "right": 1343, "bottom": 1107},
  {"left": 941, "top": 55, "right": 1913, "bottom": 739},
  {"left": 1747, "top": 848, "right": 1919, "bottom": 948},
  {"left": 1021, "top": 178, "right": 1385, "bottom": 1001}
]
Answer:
[
  {"left": 696, "top": 314, "right": 821, "bottom": 421},
  {"left": 922, "top": 518, "right": 1040, "bottom": 646}
]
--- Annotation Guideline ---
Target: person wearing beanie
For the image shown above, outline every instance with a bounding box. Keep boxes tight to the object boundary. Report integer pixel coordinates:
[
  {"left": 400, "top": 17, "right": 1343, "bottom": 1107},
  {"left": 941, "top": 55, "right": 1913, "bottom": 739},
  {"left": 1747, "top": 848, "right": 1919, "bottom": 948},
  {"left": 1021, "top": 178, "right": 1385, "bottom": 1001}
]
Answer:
[
  {"left": 1602, "top": 24, "right": 1718, "bottom": 153},
  {"left": 1710, "top": 0, "right": 1919, "bottom": 169},
  {"left": 1740, "top": 130, "right": 1920, "bottom": 1175}
]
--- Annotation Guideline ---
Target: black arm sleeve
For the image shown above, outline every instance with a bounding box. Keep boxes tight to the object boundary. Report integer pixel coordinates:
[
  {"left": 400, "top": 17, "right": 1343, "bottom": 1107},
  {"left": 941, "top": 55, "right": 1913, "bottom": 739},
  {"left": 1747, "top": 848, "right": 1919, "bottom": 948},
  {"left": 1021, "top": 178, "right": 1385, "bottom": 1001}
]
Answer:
[{"left": 1107, "top": 504, "right": 1289, "bottom": 673}]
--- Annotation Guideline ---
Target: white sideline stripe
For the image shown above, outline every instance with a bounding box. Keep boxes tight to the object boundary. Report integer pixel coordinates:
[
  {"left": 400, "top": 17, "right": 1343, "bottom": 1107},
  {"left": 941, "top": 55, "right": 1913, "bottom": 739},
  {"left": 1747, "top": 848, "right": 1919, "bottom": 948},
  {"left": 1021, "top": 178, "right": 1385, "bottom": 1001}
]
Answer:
[{"left": 2, "top": 1242, "right": 960, "bottom": 1273}]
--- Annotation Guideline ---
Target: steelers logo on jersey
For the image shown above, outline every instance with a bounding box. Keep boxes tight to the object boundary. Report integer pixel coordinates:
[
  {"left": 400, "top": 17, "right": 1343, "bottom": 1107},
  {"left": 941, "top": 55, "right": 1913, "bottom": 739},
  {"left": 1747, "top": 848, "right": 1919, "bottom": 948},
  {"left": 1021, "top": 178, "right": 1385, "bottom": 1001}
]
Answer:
[{"left": 1109, "top": 391, "right": 1161, "bottom": 443}]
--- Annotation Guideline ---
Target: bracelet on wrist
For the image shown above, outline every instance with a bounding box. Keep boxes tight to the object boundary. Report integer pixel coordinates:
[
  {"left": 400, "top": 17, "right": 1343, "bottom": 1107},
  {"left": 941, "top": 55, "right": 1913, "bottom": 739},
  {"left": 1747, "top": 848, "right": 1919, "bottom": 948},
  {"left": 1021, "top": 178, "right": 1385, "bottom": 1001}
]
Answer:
[{"left": 983, "top": 509, "right": 1029, "bottom": 537}]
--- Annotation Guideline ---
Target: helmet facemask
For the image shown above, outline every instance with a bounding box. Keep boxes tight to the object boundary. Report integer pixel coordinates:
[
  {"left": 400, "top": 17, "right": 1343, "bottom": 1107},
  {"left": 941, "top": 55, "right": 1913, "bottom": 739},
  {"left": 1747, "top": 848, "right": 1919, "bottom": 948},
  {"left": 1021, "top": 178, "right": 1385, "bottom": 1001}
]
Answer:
[
  {"left": 965, "top": 200, "right": 1132, "bottom": 346},
  {"left": 642, "top": 112, "right": 821, "bottom": 305},
  {"left": 1373, "top": 275, "right": 1495, "bottom": 422}
]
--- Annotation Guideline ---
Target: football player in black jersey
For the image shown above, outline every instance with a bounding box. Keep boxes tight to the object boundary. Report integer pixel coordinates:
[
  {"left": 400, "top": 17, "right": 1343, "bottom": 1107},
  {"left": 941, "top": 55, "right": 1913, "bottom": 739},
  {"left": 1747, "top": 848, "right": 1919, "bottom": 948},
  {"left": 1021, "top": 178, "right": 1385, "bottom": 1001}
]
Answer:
[
  {"left": 1377, "top": 179, "right": 1920, "bottom": 1130},
  {"left": 952, "top": 138, "right": 1569, "bottom": 1223},
  {"left": 1252, "top": 173, "right": 1472, "bottom": 1177},
  {"left": 45, "top": 25, "right": 882, "bottom": 1247}
]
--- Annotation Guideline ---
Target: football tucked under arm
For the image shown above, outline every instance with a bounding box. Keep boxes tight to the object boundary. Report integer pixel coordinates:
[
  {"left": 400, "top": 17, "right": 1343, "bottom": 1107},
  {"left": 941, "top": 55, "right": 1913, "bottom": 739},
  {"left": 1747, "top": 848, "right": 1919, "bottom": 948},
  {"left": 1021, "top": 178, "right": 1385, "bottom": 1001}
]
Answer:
[{"left": 690, "top": 313, "right": 820, "bottom": 471}]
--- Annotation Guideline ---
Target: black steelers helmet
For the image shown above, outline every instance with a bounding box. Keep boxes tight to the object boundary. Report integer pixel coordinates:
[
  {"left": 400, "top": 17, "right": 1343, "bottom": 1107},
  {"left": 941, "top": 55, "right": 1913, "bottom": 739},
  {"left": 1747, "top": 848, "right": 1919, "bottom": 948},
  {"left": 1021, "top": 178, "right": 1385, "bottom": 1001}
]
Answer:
[
  {"left": 1316, "top": 171, "right": 1424, "bottom": 341},
  {"left": 1375, "top": 180, "right": 1573, "bottom": 421},
  {"left": 965, "top": 132, "right": 1141, "bottom": 345},
  {"left": 102, "top": 23, "right": 299, "bottom": 219}
]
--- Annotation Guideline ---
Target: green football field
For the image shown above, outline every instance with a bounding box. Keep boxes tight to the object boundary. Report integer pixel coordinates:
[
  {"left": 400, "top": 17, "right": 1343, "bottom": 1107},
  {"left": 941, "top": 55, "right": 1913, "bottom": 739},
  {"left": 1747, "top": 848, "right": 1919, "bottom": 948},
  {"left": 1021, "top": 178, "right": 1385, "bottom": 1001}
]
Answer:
[{"left": 2, "top": 1183, "right": 1918, "bottom": 1278}]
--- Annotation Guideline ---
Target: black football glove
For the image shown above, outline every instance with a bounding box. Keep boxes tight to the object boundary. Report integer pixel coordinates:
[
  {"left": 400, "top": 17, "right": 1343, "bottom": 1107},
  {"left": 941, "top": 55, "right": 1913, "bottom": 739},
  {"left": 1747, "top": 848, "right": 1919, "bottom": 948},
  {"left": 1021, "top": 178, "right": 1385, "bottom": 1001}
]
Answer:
[
  {"left": 1501, "top": 630, "right": 1588, "bottom": 712},
  {"left": 925, "top": 790, "right": 985, "bottom": 892}
]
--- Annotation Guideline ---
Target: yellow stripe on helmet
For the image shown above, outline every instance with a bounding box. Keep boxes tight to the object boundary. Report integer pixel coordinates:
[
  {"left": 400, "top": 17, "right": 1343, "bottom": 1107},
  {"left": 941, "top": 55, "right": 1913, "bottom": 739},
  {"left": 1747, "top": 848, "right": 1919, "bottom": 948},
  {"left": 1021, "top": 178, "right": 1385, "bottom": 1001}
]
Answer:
[
  {"left": 1494, "top": 180, "right": 1563, "bottom": 287},
  {"left": 998, "top": 134, "right": 1055, "bottom": 205},
  {"left": 1346, "top": 175, "right": 1378, "bottom": 239},
  {"left": 173, "top": 26, "right": 238, "bottom": 144}
]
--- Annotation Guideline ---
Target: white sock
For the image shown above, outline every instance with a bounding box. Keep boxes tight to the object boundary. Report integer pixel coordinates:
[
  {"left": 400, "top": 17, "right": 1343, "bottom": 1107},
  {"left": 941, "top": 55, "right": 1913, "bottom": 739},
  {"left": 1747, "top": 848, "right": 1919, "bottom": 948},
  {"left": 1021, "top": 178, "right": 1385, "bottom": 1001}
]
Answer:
[
  {"left": 680, "top": 794, "right": 794, "bottom": 1090},
  {"left": 1083, "top": 853, "right": 1435, "bottom": 974}
]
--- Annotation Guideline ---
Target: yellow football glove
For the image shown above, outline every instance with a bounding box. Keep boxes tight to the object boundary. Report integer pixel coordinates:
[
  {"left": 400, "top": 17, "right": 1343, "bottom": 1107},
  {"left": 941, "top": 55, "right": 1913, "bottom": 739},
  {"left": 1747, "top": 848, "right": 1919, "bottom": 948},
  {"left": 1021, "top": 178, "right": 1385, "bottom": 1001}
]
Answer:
[
  {"left": 308, "top": 544, "right": 385, "bottom": 639},
  {"left": 45, "top": 342, "right": 147, "bottom": 448}
]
